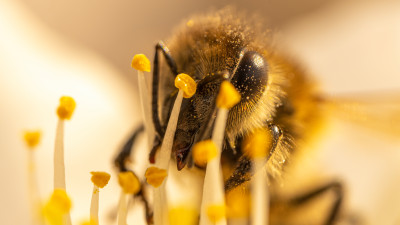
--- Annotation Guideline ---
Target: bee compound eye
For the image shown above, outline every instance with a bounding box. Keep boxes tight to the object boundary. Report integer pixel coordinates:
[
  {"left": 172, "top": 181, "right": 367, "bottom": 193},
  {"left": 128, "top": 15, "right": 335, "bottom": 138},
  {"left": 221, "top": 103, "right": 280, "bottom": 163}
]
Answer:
[{"left": 230, "top": 51, "right": 268, "bottom": 103}]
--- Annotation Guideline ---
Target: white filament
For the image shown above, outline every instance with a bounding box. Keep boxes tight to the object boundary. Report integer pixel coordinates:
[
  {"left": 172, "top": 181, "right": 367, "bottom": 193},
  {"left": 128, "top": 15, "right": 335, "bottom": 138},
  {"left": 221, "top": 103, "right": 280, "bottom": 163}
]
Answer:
[
  {"left": 153, "top": 89, "right": 184, "bottom": 225},
  {"left": 90, "top": 186, "right": 99, "bottom": 224},
  {"left": 137, "top": 71, "right": 155, "bottom": 151},
  {"left": 199, "top": 108, "right": 228, "bottom": 225},
  {"left": 53, "top": 119, "right": 72, "bottom": 225},
  {"left": 252, "top": 158, "right": 269, "bottom": 225},
  {"left": 117, "top": 191, "right": 128, "bottom": 225}
]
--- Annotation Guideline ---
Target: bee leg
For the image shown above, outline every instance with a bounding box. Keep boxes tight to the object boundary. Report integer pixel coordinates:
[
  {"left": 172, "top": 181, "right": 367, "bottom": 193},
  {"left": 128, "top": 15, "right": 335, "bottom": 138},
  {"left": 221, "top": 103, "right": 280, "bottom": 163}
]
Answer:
[
  {"left": 148, "top": 135, "right": 162, "bottom": 164},
  {"left": 224, "top": 124, "right": 283, "bottom": 192},
  {"left": 152, "top": 41, "right": 179, "bottom": 139},
  {"left": 114, "top": 126, "right": 154, "bottom": 224},
  {"left": 289, "top": 181, "right": 343, "bottom": 225},
  {"left": 136, "top": 187, "right": 154, "bottom": 225},
  {"left": 114, "top": 124, "right": 145, "bottom": 172}
]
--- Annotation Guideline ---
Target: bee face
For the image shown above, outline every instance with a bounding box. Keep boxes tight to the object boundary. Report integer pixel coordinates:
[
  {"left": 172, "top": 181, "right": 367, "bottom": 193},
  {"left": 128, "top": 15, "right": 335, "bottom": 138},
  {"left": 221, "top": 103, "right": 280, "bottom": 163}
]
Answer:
[
  {"left": 171, "top": 49, "right": 269, "bottom": 169},
  {"left": 158, "top": 8, "right": 312, "bottom": 178}
]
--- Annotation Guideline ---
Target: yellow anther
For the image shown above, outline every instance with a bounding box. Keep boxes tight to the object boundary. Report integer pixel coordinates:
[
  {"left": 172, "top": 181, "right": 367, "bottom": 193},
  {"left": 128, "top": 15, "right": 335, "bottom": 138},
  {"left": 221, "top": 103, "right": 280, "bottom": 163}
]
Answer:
[
  {"left": 90, "top": 171, "right": 111, "bottom": 188},
  {"left": 145, "top": 166, "right": 168, "bottom": 188},
  {"left": 207, "top": 204, "right": 226, "bottom": 223},
  {"left": 42, "top": 207, "right": 63, "bottom": 225},
  {"left": 46, "top": 189, "right": 72, "bottom": 214},
  {"left": 118, "top": 171, "right": 141, "bottom": 194},
  {"left": 216, "top": 81, "right": 241, "bottom": 109},
  {"left": 23, "top": 130, "right": 41, "bottom": 149},
  {"left": 226, "top": 188, "right": 250, "bottom": 218},
  {"left": 56, "top": 96, "right": 76, "bottom": 120},
  {"left": 42, "top": 189, "right": 72, "bottom": 225},
  {"left": 192, "top": 140, "right": 218, "bottom": 167},
  {"left": 243, "top": 128, "right": 272, "bottom": 159},
  {"left": 169, "top": 206, "right": 198, "bottom": 225},
  {"left": 131, "top": 54, "right": 151, "bottom": 72},
  {"left": 174, "top": 73, "right": 197, "bottom": 98},
  {"left": 80, "top": 219, "right": 98, "bottom": 225}
]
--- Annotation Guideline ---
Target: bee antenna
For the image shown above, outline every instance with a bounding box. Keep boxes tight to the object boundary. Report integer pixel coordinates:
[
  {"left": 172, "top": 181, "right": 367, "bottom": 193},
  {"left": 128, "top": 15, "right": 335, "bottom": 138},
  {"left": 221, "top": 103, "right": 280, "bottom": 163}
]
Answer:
[
  {"left": 152, "top": 41, "right": 179, "bottom": 138},
  {"left": 229, "top": 49, "right": 246, "bottom": 80}
]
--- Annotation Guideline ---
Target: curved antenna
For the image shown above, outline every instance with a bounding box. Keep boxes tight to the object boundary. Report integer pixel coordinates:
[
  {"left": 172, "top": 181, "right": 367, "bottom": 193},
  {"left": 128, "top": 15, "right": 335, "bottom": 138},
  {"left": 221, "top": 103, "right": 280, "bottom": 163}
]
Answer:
[{"left": 152, "top": 41, "right": 179, "bottom": 138}]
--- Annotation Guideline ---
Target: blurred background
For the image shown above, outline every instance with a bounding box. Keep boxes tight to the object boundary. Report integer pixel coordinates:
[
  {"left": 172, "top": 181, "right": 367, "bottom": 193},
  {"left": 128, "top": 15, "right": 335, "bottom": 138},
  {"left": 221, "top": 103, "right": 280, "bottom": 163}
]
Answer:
[{"left": 0, "top": 0, "right": 399, "bottom": 224}]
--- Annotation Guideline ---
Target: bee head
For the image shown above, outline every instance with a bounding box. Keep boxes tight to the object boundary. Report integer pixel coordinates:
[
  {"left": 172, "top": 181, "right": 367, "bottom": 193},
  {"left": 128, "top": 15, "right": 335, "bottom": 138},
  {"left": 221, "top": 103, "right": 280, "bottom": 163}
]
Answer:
[{"left": 172, "top": 50, "right": 268, "bottom": 170}]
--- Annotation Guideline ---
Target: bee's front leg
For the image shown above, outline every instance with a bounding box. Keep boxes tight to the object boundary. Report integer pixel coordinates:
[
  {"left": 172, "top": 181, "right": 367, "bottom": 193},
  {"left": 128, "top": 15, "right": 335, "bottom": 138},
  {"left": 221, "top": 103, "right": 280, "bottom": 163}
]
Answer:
[
  {"left": 114, "top": 124, "right": 144, "bottom": 172},
  {"left": 224, "top": 124, "right": 283, "bottom": 191},
  {"left": 114, "top": 125, "right": 154, "bottom": 224}
]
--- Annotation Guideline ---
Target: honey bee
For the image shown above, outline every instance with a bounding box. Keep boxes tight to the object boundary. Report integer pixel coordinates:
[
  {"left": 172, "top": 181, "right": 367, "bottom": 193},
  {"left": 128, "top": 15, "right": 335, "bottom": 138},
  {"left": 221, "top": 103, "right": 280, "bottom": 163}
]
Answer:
[{"left": 115, "top": 7, "right": 400, "bottom": 225}]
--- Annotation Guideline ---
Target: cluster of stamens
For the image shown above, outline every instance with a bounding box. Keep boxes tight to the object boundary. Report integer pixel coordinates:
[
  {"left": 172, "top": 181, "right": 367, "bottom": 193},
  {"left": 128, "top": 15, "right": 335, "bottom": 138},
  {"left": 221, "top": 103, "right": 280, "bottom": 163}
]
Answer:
[{"left": 22, "top": 53, "right": 271, "bottom": 225}]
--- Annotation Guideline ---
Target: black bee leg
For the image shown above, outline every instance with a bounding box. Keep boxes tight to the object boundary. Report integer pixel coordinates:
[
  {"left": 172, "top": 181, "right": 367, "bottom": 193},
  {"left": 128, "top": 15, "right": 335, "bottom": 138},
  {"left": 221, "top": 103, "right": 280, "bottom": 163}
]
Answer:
[
  {"left": 114, "top": 124, "right": 145, "bottom": 172},
  {"left": 289, "top": 181, "right": 343, "bottom": 225},
  {"left": 152, "top": 41, "right": 179, "bottom": 139},
  {"left": 148, "top": 135, "right": 162, "bottom": 164},
  {"left": 136, "top": 188, "right": 153, "bottom": 225},
  {"left": 224, "top": 124, "right": 283, "bottom": 192},
  {"left": 224, "top": 156, "right": 252, "bottom": 191}
]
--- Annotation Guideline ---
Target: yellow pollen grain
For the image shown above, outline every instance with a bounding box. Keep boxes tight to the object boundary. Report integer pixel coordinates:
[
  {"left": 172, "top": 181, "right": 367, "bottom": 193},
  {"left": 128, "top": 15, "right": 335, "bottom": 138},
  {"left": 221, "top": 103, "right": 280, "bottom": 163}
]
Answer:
[
  {"left": 174, "top": 73, "right": 197, "bottom": 98},
  {"left": 131, "top": 54, "right": 151, "bottom": 72},
  {"left": 145, "top": 166, "right": 168, "bottom": 188},
  {"left": 243, "top": 128, "right": 272, "bottom": 159},
  {"left": 169, "top": 206, "right": 198, "bottom": 225},
  {"left": 23, "top": 130, "right": 41, "bottom": 149},
  {"left": 192, "top": 140, "right": 217, "bottom": 167},
  {"left": 118, "top": 171, "right": 141, "bottom": 194},
  {"left": 56, "top": 96, "right": 76, "bottom": 120},
  {"left": 90, "top": 171, "right": 111, "bottom": 188},
  {"left": 207, "top": 204, "right": 226, "bottom": 223},
  {"left": 216, "top": 81, "right": 241, "bottom": 109}
]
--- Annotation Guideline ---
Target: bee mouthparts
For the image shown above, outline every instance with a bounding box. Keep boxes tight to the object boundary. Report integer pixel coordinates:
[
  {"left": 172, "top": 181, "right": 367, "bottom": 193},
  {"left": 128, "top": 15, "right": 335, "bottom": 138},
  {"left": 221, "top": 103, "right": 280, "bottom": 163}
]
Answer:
[
  {"left": 174, "top": 145, "right": 191, "bottom": 171},
  {"left": 176, "top": 153, "right": 187, "bottom": 170}
]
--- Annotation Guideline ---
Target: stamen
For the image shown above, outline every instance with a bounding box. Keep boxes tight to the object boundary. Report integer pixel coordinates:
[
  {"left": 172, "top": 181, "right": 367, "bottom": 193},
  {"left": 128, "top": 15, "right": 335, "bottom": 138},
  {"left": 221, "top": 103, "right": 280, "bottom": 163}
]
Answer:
[
  {"left": 117, "top": 171, "right": 141, "bottom": 225},
  {"left": 216, "top": 81, "right": 241, "bottom": 109},
  {"left": 225, "top": 188, "right": 250, "bottom": 219},
  {"left": 42, "top": 189, "right": 72, "bottom": 225},
  {"left": 145, "top": 166, "right": 168, "bottom": 188},
  {"left": 243, "top": 129, "right": 272, "bottom": 225},
  {"left": 24, "top": 130, "right": 41, "bottom": 149},
  {"left": 23, "top": 130, "right": 44, "bottom": 225},
  {"left": 243, "top": 129, "right": 272, "bottom": 159},
  {"left": 79, "top": 219, "right": 98, "bottom": 225},
  {"left": 199, "top": 81, "right": 240, "bottom": 225},
  {"left": 90, "top": 171, "right": 111, "bottom": 224},
  {"left": 169, "top": 206, "right": 198, "bottom": 225},
  {"left": 56, "top": 96, "right": 76, "bottom": 120},
  {"left": 206, "top": 204, "right": 226, "bottom": 224},
  {"left": 150, "top": 73, "right": 197, "bottom": 225},
  {"left": 174, "top": 73, "right": 197, "bottom": 98},
  {"left": 91, "top": 171, "right": 111, "bottom": 189},
  {"left": 131, "top": 54, "right": 154, "bottom": 150},
  {"left": 54, "top": 96, "right": 76, "bottom": 225},
  {"left": 131, "top": 54, "right": 151, "bottom": 72},
  {"left": 192, "top": 140, "right": 218, "bottom": 167}
]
